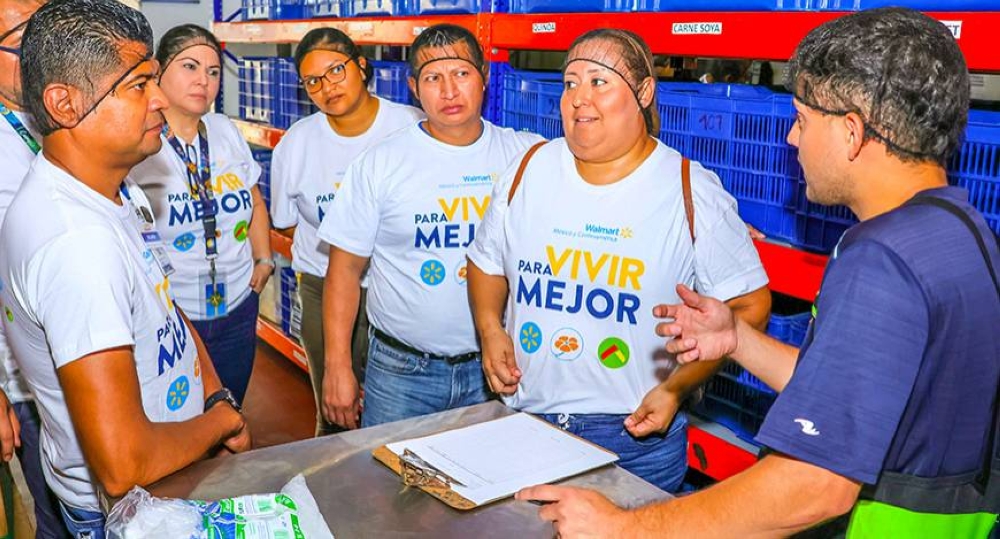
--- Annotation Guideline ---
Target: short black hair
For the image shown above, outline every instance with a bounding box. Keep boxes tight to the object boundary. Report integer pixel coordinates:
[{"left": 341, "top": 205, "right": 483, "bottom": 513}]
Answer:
[
  {"left": 408, "top": 23, "right": 484, "bottom": 78},
  {"left": 156, "top": 23, "right": 221, "bottom": 71},
  {"left": 294, "top": 27, "right": 373, "bottom": 83},
  {"left": 785, "top": 7, "right": 969, "bottom": 166},
  {"left": 21, "top": 0, "right": 153, "bottom": 135}
]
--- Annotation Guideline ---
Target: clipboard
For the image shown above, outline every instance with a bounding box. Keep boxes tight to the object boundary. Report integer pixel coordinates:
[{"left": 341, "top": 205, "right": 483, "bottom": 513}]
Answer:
[
  {"left": 372, "top": 413, "right": 619, "bottom": 511},
  {"left": 372, "top": 445, "right": 479, "bottom": 510}
]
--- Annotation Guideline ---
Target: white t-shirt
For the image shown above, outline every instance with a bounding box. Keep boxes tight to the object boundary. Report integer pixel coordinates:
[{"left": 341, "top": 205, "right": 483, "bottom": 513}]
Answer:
[
  {"left": 467, "top": 139, "right": 768, "bottom": 414},
  {"left": 271, "top": 99, "right": 424, "bottom": 277},
  {"left": 318, "top": 121, "right": 544, "bottom": 356},
  {"left": 131, "top": 113, "right": 261, "bottom": 320},
  {"left": 0, "top": 110, "right": 38, "bottom": 403},
  {"left": 0, "top": 156, "right": 203, "bottom": 510}
]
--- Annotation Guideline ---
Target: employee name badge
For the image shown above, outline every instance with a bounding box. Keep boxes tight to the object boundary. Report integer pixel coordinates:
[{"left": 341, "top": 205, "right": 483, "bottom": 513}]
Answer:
[
  {"left": 140, "top": 229, "right": 175, "bottom": 277},
  {"left": 201, "top": 270, "right": 228, "bottom": 319}
]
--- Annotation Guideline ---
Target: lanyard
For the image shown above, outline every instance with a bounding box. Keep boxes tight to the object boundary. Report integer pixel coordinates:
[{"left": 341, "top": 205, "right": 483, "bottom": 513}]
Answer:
[
  {"left": 162, "top": 121, "right": 220, "bottom": 281},
  {"left": 0, "top": 102, "right": 41, "bottom": 154}
]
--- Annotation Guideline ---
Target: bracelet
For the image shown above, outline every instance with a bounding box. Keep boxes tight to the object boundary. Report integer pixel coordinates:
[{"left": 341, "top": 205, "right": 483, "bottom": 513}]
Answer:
[{"left": 255, "top": 257, "right": 276, "bottom": 267}]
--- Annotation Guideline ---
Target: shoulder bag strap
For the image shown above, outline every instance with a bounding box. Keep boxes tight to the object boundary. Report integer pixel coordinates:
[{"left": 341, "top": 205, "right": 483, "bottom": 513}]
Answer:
[
  {"left": 507, "top": 141, "right": 548, "bottom": 205},
  {"left": 907, "top": 194, "right": 1000, "bottom": 493},
  {"left": 681, "top": 157, "right": 695, "bottom": 244}
]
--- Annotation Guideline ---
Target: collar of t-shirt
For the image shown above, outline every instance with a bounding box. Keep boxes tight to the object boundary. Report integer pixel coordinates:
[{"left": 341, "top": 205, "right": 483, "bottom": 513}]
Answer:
[
  {"left": 36, "top": 154, "right": 132, "bottom": 220},
  {"left": 415, "top": 118, "right": 487, "bottom": 151}
]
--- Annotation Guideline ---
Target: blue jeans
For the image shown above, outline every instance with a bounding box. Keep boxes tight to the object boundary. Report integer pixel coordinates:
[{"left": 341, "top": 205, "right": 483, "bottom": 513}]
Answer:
[
  {"left": 191, "top": 291, "right": 259, "bottom": 404},
  {"left": 13, "top": 402, "right": 70, "bottom": 538},
  {"left": 537, "top": 411, "right": 689, "bottom": 493},
  {"left": 58, "top": 501, "right": 104, "bottom": 539},
  {"left": 361, "top": 334, "right": 489, "bottom": 428}
]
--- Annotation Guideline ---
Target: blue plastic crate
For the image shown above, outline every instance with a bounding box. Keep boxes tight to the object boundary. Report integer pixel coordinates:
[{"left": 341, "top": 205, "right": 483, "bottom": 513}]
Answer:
[
  {"left": 693, "top": 362, "right": 776, "bottom": 446},
  {"left": 344, "top": 0, "right": 409, "bottom": 16},
  {"left": 413, "top": 0, "right": 505, "bottom": 13},
  {"left": 369, "top": 60, "right": 414, "bottom": 105},
  {"left": 638, "top": 0, "right": 807, "bottom": 9},
  {"left": 950, "top": 110, "right": 1000, "bottom": 235},
  {"left": 243, "top": 0, "right": 305, "bottom": 20},
  {"left": 499, "top": 70, "right": 564, "bottom": 139},
  {"left": 814, "top": 0, "right": 995, "bottom": 10},
  {"left": 509, "top": 0, "right": 632, "bottom": 13},
  {"left": 303, "top": 0, "right": 343, "bottom": 17},
  {"left": 251, "top": 148, "right": 273, "bottom": 211},
  {"left": 238, "top": 58, "right": 279, "bottom": 125},
  {"left": 274, "top": 58, "right": 318, "bottom": 130},
  {"left": 656, "top": 82, "right": 857, "bottom": 253}
]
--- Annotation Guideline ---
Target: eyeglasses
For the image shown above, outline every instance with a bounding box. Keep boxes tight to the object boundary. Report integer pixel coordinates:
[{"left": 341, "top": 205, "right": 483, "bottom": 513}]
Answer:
[
  {"left": 793, "top": 91, "right": 930, "bottom": 161},
  {"left": 300, "top": 58, "right": 354, "bottom": 94},
  {"left": 0, "top": 20, "right": 28, "bottom": 58}
]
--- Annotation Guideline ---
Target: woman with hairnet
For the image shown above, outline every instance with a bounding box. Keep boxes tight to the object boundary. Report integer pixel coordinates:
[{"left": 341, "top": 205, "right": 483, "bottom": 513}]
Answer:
[{"left": 467, "top": 29, "right": 771, "bottom": 492}]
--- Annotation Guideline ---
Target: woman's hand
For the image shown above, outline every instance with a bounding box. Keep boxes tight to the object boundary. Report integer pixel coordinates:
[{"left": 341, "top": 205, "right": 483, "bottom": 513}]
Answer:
[{"left": 480, "top": 326, "right": 520, "bottom": 395}]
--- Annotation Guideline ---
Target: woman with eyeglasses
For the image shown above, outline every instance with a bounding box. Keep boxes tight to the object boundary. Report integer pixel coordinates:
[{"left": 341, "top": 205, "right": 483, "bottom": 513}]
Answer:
[
  {"left": 131, "top": 24, "right": 271, "bottom": 407},
  {"left": 270, "top": 28, "right": 423, "bottom": 436}
]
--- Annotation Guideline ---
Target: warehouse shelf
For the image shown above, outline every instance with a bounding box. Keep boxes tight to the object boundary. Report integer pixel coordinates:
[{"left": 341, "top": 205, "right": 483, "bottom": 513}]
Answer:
[
  {"left": 753, "top": 239, "right": 826, "bottom": 302},
  {"left": 235, "top": 118, "right": 286, "bottom": 149},
  {"left": 216, "top": 11, "right": 1000, "bottom": 71}
]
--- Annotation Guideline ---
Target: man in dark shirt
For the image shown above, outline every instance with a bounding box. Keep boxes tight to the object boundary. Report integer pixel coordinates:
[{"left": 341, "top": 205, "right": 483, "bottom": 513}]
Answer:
[{"left": 516, "top": 8, "right": 1000, "bottom": 538}]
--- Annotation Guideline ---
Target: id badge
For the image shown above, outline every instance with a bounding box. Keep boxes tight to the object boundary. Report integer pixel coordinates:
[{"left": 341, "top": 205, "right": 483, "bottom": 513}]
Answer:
[
  {"left": 141, "top": 230, "right": 175, "bottom": 276},
  {"left": 201, "top": 271, "right": 228, "bottom": 319}
]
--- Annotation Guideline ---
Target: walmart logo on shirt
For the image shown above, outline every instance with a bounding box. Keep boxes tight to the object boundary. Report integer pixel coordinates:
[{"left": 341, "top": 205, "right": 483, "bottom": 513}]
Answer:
[
  {"left": 413, "top": 195, "right": 489, "bottom": 250},
  {"left": 515, "top": 245, "right": 645, "bottom": 325},
  {"left": 167, "top": 173, "right": 251, "bottom": 227}
]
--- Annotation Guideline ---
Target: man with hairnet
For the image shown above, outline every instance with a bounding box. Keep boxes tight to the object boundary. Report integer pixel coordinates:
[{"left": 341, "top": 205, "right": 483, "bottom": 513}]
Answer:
[{"left": 317, "top": 23, "right": 543, "bottom": 429}]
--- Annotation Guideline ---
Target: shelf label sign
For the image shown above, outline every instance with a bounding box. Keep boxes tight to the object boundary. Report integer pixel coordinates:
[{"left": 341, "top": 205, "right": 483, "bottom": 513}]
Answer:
[
  {"left": 941, "top": 20, "right": 962, "bottom": 39},
  {"left": 672, "top": 22, "right": 722, "bottom": 35},
  {"left": 532, "top": 22, "right": 556, "bottom": 34}
]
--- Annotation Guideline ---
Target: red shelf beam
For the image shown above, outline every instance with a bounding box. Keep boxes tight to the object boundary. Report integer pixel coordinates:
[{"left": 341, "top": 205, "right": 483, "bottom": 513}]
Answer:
[
  {"left": 754, "top": 239, "right": 827, "bottom": 302},
  {"left": 234, "top": 119, "right": 285, "bottom": 150},
  {"left": 257, "top": 318, "right": 308, "bottom": 372},
  {"left": 687, "top": 424, "right": 759, "bottom": 481},
  {"left": 217, "top": 13, "right": 1000, "bottom": 72},
  {"left": 214, "top": 15, "right": 481, "bottom": 45},
  {"left": 270, "top": 229, "right": 293, "bottom": 260}
]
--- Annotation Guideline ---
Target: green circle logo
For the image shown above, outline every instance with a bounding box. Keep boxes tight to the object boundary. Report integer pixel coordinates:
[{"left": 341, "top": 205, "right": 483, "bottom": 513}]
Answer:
[
  {"left": 4, "top": 307, "right": 11, "bottom": 323},
  {"left": 598, "top": 337, "right": 630, "bottom": 369},
  {"left": 234, "top": 220, "right": 249, "bottom": 242}
]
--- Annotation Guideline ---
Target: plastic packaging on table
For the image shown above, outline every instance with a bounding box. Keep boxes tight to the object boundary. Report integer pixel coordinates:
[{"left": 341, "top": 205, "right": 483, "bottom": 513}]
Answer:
[{"left": 107, "top": 474, "right": 333, "bottom": 539}]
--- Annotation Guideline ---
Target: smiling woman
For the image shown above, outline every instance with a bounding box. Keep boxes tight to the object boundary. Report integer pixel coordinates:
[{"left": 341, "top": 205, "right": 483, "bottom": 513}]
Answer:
[
  {"left": 466, "top": 29, "right": 772, "bottom": 494},
  {"left": 129, "top": 24, "right": 273, "bottom": 407}
]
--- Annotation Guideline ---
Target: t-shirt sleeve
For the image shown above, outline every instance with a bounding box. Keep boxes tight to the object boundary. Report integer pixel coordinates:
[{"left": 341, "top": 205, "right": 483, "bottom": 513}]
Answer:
[
  {"left": 269, "top": 135, "right": 298, "bottom": 229},
  {"left": 316, "top": 152, "right": 379, "bottom": 258},
  {"left": 467, "top": 159, "right": 519, "bottom": 276},
  {"left": 689, "top": 166, "right": 768, "bottom": 300},
  {"left": 755, "top": 240, "right": 929, "bottom": 484},
  {"left": 30, "top": 229, "right": 135, "bottom": 367}
]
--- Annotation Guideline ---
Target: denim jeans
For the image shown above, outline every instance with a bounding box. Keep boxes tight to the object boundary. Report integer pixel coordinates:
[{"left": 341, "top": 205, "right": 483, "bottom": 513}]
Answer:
[
  {"left": 13, "top": 401, "right": 70, "bottom": 538},
  {"left": 191, "top": 291, "right": 260, "bottom": 404},
  {"left": 58, "top": 501, "right": 104, "bottom": 539},
  {"left": 536, "top": 411, "right": 689, "bottom": 493},
  {"left": 361, "top": 334, "right": 489, "bottom": 428}
]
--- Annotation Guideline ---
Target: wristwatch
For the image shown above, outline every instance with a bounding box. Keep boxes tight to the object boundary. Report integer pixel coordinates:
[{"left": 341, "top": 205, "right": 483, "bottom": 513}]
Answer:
[
  {"left": 255, "top": 257, "right": 276, "bottom": 268},
  {"left": 204, "top": 387, "right": 242, "bottom": 414}
]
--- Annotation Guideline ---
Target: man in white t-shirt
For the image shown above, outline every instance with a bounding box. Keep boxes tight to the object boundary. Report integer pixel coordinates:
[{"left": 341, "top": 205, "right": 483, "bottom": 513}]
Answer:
[
  {"left": 0, "top": 1, "right": 70, "bottom": 536},
  {"left": 317, "top": 24, "right": 543, "bottom": 429},
  {"left": 0, "top": 1, "right": 249, "bottom": 534}
]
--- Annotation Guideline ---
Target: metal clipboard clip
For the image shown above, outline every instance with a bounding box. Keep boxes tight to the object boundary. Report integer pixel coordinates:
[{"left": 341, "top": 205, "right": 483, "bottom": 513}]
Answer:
[{"left": 399, "top": 448, "right": 466, "bottom": 490}]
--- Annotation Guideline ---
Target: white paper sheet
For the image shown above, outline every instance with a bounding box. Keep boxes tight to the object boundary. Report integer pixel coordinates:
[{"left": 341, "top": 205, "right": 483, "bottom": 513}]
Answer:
[{"left": 386, "top": 413, "right": 618, "bottom": 505}]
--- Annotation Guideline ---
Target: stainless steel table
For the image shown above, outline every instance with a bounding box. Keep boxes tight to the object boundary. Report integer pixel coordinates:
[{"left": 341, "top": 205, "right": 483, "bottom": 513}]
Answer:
[{"left": 150, "top": 402, "right": 670, "bottom": 538}]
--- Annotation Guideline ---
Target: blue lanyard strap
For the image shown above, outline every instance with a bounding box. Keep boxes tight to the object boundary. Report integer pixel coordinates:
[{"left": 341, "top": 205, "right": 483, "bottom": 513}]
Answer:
[
  {"left": 162, "top": 121, "right": 219, "bottom": 263},
  {"left": 0, "top": 102, "right": 40, "bottom": 154}
]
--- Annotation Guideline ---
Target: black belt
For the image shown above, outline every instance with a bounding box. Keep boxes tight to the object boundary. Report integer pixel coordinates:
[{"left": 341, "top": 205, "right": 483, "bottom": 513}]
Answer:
[{"left": 371, "top": 327, "right": 479, "bottom": 365}]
